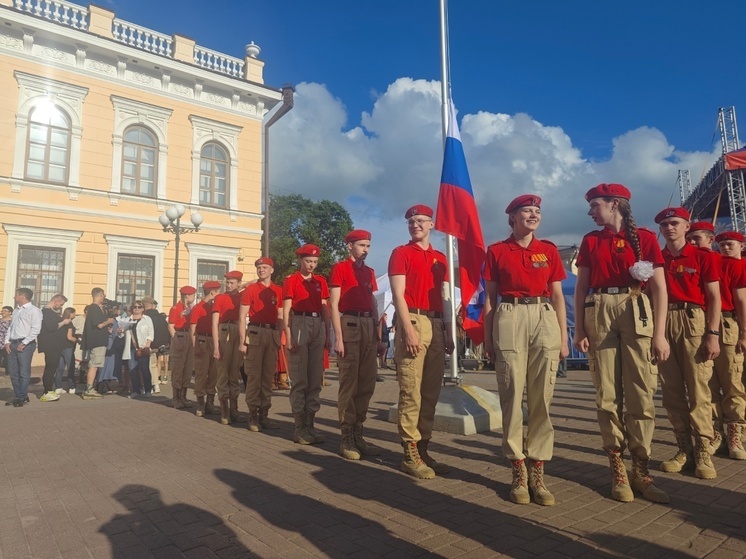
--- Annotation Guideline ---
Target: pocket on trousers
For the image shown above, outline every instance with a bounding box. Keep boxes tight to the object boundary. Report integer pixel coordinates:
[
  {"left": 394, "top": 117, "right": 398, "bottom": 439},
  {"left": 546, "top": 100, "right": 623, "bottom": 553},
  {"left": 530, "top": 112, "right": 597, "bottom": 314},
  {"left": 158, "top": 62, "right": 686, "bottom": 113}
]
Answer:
[
  {"left": 588, "top": 359, "right": 600, "bottom": 389},
  {"left": 495, "top": 309, "right": 517, "bottom": 352},
  {"left": 722, "top": 317, "right": 738, "bottom": 346},
  {"left": 731, "top": 351, "right": 745, "bottom": 379},
  {"left": 495, "top": 360, "right": 511, "bottom": 390},
  {"left": 696, "top": 359, "right": 714, "bottom": 382},
  {"left": 631, "top": 294, "right": 654, "bottom": 338},
  {"left": 546, "top": 359, "right": 558, "bottom": 398},
  {"left": 684, "top": 309, "right": 705, "bottom": 338},
  {"left": 584, "top": 296, "right": 598, "bottom": 341},
  {"left": 246, "top": 328, "right": 262, "bottom": 346},
  {"left": 342, "top": 321, "right": 361, "bottom": 343},
  {"left": 272, "top": 330, "right": 281, "bottom": 347}
]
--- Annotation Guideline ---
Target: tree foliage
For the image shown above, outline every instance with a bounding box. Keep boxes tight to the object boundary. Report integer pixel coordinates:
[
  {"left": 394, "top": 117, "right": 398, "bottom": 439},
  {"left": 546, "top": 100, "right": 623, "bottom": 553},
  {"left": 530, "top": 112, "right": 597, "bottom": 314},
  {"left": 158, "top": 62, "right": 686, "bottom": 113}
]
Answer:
[{"left": 265, "top": 193, "right": 354, "bottom": 282}]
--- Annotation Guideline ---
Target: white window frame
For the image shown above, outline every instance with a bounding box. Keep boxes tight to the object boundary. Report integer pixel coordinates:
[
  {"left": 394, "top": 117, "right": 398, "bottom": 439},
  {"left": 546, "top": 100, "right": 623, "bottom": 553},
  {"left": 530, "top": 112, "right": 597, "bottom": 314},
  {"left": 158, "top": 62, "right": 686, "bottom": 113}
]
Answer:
[
  {"left": 12, "top": 71, "right": 88, "bottom": 187},
  {"left": 186, "top": 242, "right": 238, "bottom": 287},
  {"left": 111, "top": 96, "right": 172, "bottom": 199},
  {"left": 105, "top": 235, "right": 168, "bottom": 305},
  {"left": 189, "top": 115, "right": 241, "bottom": 211},
  {"left": 2, "top": 224, "right": 83, "bottom": 306}
]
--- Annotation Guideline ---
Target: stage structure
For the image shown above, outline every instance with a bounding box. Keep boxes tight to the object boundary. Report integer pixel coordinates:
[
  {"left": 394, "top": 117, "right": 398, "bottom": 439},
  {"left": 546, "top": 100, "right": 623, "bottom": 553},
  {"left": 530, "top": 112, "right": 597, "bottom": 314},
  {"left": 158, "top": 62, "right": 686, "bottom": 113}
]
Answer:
[{"left": 681, "top": 107, "right": 746, "bottom": 232}]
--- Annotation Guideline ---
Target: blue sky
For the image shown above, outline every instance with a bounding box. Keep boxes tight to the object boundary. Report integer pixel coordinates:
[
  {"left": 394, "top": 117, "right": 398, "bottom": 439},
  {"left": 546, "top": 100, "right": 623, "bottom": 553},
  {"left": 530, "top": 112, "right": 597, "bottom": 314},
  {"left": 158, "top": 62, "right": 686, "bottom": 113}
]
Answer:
[{"left": 106, "top": 0, "right": 746, "bottom": 271}]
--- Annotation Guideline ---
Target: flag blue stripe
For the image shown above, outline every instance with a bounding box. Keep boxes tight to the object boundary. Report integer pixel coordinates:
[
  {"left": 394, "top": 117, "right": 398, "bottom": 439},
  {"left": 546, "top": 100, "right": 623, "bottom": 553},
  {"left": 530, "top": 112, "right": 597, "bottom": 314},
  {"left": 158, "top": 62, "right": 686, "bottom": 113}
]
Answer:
[{"left": 440, "top": 136, "right": 474, "bottom": 197}]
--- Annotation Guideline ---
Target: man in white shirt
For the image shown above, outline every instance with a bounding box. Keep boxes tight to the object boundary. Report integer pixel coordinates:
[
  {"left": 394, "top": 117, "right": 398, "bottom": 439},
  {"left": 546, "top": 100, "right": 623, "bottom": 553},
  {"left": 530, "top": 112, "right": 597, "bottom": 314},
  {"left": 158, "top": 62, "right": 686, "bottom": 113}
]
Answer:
[{"left": 3, "top": 288, "right": 43, "bottom": 407}]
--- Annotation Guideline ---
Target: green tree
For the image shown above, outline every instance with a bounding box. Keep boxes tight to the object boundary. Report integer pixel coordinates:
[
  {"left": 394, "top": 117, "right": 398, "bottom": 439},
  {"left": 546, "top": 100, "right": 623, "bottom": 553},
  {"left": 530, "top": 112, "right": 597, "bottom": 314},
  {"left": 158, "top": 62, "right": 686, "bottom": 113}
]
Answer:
[{"left": 265, "top": 193, "right": 354, "bottom": 282}]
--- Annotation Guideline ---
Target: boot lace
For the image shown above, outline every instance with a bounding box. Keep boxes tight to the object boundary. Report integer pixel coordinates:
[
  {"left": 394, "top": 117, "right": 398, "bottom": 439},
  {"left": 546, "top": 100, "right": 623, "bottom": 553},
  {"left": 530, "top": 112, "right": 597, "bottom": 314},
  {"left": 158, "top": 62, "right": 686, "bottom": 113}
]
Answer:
[
  {"left": 530, "top": 460, "right": 547, "bottom": 490},
  {"left": 512, "top": 460, "right": 527, "bottom": 487}
]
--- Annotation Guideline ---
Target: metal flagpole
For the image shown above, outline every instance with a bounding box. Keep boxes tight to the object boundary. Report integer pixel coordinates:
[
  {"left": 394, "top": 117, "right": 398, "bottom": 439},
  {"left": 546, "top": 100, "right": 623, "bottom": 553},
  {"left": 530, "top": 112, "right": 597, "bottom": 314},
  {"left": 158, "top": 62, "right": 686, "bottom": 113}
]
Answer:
[{"left": 439, "top": 0, "right": 459, "bottom": 381}]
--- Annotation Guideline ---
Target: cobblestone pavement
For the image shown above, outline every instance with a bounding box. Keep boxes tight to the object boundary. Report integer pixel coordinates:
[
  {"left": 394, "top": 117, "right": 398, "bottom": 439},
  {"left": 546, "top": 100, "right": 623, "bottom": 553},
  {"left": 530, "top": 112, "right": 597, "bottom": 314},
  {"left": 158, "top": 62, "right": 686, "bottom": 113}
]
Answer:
[{"left": 0, "top": 365, "right": 744, "bottom": 559}]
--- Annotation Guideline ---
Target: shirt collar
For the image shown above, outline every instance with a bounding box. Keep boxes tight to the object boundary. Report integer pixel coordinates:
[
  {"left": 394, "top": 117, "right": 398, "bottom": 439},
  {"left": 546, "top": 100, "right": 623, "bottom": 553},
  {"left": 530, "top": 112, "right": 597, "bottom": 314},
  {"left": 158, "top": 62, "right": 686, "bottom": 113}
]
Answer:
[
  {"left": 506, "top": 235, "right": 538, "bottom": 251},
  {"left": 406, "top": 241, "right": 433, "bottom": 253}
]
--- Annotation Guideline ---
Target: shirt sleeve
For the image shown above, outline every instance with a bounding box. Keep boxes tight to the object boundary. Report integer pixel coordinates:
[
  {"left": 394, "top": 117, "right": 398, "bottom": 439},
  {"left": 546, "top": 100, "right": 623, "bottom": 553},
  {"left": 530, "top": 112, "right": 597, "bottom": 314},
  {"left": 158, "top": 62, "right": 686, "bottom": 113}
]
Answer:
[
  {"left": 282, "top": 277, "right": 294, "bottom": 300},
  {"left": 701, "top": 250, "right": 720, "bottom": 283},
  {"left": 640, "top": 229, "right": 665, "bottom": 266},
  {"left": 482, "top": 246, "right": 498, "bottom": 282},
  {"left": 167, "top": 306, "right": 181, "bottom": 324},
  {"left": 370, "top": 268, "right": 378, "bottom": 292},
  {"left": 575, "top": 235, "right": 592, "bottom": 268},
  {"left": 319, "top": 277, "right": 330, "bottom": 299},
  {"left": 388, "top": 247, "right": 407, "bottom": 276},
  {"left": 547, "top": 245, "right": 567, "bottom": 283},
  {"left": 329, "top": 263, "right": 343, "bottom": 288}
]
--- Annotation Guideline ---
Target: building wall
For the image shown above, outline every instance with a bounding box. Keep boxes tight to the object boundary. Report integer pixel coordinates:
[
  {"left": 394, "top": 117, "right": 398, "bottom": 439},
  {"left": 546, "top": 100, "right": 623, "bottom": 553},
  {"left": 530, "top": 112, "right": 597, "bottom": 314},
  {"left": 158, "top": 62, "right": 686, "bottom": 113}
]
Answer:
[{"left": 0, "top": 1, "right": 281, "bottom": 318}]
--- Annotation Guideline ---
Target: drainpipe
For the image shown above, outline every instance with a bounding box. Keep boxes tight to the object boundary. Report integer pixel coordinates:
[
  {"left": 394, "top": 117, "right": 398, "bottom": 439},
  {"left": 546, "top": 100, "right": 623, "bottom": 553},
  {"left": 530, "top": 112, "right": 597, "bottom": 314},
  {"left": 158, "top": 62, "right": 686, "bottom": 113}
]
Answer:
[{"left": 262, "top": 83, "right": 295, "bottom": 256}]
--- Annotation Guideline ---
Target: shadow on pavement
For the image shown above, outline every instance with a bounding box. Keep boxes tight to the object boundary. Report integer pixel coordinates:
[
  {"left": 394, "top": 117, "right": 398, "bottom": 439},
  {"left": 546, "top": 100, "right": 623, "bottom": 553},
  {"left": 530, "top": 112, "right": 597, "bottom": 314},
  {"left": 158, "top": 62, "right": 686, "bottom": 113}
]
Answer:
[
  {"left": 99, "top": 484, "right": 253, "bottom": 558},
  {"left": 214, "top": 468, "right": 438, "bottom": 558}
]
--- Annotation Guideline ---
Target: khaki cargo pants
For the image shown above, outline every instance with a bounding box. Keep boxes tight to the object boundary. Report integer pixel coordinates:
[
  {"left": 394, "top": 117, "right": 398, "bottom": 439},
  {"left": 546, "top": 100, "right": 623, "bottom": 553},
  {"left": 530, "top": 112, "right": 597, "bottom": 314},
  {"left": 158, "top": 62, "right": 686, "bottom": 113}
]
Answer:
[
  {"left": 244, "top": 325, "right": 280, "bottom": 409},
  {"left": 493, "top": 301, "right": 561, "bottom": 461},
  {"left": 709, "top": 314, "right": 746, "bottom": 429},
  {"left": 193, "top": 335, "right": 217, "bottom": 397},
  {"left": 288, "top": 315, "right": 326, "bottom": 414},
  {"left": 216, "top": 323, "right": 241, "bottom": 400},
  {"left": 337, "top": 315, "right": 378, "bottom": 427},
  {"left": 584, "top": 292, "right": 658, "bottom": 459},
  {"left": 169, "top": 331, "right": 194, "bottom": 391},
  {"left": 395, "top": 314, "right": 445, "bottom": 443}
]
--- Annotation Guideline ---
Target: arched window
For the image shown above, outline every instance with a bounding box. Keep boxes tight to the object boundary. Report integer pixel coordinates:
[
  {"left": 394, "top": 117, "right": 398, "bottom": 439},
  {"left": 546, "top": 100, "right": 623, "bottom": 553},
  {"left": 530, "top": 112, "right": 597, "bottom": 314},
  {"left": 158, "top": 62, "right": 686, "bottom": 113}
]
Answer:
[
  {"left": 25, "top": 104, "right": 71, "bottom": 184},
  {"left": 199, "top": 142, "right": 228, "bottom": 207},
  {"left": 122, "top": 125, "right": 157, "bottom": 197}
]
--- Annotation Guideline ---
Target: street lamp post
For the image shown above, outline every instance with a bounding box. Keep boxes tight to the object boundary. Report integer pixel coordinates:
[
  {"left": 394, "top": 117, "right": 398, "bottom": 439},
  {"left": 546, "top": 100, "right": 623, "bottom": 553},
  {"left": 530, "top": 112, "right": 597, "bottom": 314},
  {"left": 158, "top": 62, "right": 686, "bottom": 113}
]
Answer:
[{"left": 159, "top": 204, "right": 203, "bottom": 306}]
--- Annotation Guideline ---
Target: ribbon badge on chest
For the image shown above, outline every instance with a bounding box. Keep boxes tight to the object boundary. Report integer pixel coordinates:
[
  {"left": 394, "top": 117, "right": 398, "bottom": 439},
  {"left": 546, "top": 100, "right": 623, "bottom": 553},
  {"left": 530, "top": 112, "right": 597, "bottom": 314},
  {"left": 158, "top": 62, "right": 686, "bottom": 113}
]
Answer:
[
  {"left": 615, "top": 239, "right": 626, "bottom": 253},
  {"left": 530, "top": 254, "right": 549, "bottom": 268}
]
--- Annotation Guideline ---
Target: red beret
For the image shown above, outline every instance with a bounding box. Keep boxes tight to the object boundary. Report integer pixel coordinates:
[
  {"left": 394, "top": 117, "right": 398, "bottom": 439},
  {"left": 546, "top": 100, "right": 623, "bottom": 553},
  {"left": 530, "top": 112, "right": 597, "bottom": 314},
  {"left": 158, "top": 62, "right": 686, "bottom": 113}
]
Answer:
[
  {"left": 345, "top": 229, "right": 372, "bottom": 243},
  {"left": 716, "top": 231, "right": 745, "bottom": 243},
  {"left": 585, "top": 183, "right": 631, "bottom": 201},
  {"left": 255, "top": 257, "right": 274, "bottom": 267},
  {"left": 296, "top": 244, "right": 321, "bottom": 257},
  {"left": 654, "top": 207, "right": 690, "bottom": 224},
  {"left": 224, "top": 270, "right": 243, "bottom": 280},
  {"left": 404, "top": 205, "right": 434, "bottom": 219},
  {"left": 688, "top": 221, "right": 715, "bottom": 233},
  {"left": 505, "top": 194, "right": 541, "bottom": 214},
  {"left": 179, "top": 285, "right": 197, "bottom": 295},
  {"left": 202, "top": 280, "right": 222, "bottom": 291}
]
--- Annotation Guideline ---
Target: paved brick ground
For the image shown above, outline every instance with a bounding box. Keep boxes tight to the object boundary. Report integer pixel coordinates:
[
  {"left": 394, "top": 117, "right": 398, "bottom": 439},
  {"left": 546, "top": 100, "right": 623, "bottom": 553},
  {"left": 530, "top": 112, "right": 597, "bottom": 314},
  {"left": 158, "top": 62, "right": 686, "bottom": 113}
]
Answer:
[{"left": 0, "top": 365, "right": 744, "bottom": 559}]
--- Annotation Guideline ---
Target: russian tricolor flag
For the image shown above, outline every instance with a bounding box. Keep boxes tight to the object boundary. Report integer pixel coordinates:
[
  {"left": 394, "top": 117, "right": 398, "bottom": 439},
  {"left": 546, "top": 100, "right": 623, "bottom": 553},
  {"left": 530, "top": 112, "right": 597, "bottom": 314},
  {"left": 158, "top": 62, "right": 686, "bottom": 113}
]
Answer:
[{"left": 435, "top": 101, "right": 486, "bottom": 345}]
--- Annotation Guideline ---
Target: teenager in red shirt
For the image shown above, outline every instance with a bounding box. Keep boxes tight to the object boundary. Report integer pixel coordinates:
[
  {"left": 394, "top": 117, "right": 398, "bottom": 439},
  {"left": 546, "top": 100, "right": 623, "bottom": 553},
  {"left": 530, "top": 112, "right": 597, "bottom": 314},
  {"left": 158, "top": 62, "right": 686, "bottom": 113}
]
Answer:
[
  {"left": 282, "top": 244, "right": 330, "bottom": 444},
  {"left": 190, "top": 281, "right": 221, "bottom": 417},
  {"left": 239, "top": 257, "right": 283, "bottom": 432},
  {"left": 483, "top": 194, "right": 567, "bottom": 506},
  {"left": 574, "top": 184, "right": 670, "bottom": 503},
  {"left": 212, "top": 270, "right": 245, "bottom": 425},
  {"left": 330, "top": 230, "right": 381, "bottom": 460},
  {"left": 656, "top": 207, "right": 720, "bottom": 479},
  {"left": 168, "top": 285, "right": 196, "bottom": 410}
]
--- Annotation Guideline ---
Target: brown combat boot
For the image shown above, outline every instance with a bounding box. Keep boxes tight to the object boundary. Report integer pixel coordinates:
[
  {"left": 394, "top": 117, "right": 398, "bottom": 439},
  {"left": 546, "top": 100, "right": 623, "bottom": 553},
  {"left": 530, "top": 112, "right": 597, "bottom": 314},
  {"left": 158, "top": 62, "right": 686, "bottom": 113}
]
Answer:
[
  {"left": 205, "top": 394, "right": 218, "bottom": 415},
  {"left": 293, "top": 412, "right": 314, "bottom": 445},
  {"left": 195, "top": 396, "right": 205, "bottom": 417},
  {"left": 172, "top": 389, "right": 184, "bottom": 409},
  {"left": 259, "top": 407, "right": 278, "bottom": 429},
  {"left": 726, "top": 424, "right": 746, "bottom": 460},
  {"left": 339, "top": 426, "right": 361, "bottom": 460},
  {"left": 277, "top": 373, "right": 290, "bottom": 390},
  {"left": 694, "top": 436, "right": 717, "bottom": 479},
  {"left": 180, "top": 388, "right": 193, "bottom": 408},
  {"left": 353, "top": 423, "right": 381, "bottom": 456},
  {"left": 305, "top": 411, "right": 324, "bottom": 443},
  {"left": 660, "top": 432, "right": 694, "bottom": 473},
  {"left": 509, "top": 459, "right": 530, "bottom": 504},
  {"left": 630, "top": 456, "right": 669, "bottom": 503},
  {"left": 401, "top": 441, "right": 435, "bottom": 479},
  {"left": 605, "top": 447, "right": 634, "bottom": 502},
  {"left": 528, "top": 460, "right": 555, "bottom": 506},
  {"left": 248, "top": 406, "right": 261, "bottom": 432},
  {"left": 229, "top": 398, "right": 247, "bottom": 423},
  {"left": 219, "top": 397, "right": 230, "bottom": 425},
  {"left": 417, "top": 440, "right": 450, "bottom": 474}
]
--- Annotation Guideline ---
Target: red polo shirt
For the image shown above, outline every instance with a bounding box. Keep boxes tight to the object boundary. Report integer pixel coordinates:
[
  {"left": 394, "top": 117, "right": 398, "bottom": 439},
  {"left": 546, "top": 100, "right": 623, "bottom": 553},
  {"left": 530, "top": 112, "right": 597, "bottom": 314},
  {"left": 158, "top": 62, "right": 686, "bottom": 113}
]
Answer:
[
  {"left": 168, "top": 302, "right": 189, "bottom": 330},
  {"left": 212, "top": 290, "right": 241, "bottom": 323},
  {"left": 388, "top": 241, "right": 448, "bottom": 312},
  {"left": 190, "top": 300, "right": 213, "bottom": 336},
  {"left": 283, "top": 272, "right": 329, "bottom": 313},
  {"left": 719, "top": 255, "right": 746, "bottom": 312},
  {"left": 576, "top": 227, "right": 664, "bottom": 289},
  {"left": 662, "top": 243, "right": 719, "bottom": 305},
  {"left": 241, "top": 282, "right": 282, "bottom": 324},
  {"left": 483, "top": 236, "right": 565, "bottom": 297},
  {"left": 329, "top": 258, "right": 378, "bottom": 313}
]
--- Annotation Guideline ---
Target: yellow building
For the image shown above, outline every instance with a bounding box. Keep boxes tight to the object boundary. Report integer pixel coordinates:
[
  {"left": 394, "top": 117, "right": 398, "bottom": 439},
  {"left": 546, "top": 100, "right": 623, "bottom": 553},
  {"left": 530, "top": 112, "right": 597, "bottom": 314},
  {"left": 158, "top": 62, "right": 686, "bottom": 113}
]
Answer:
[{"left": 0, "top": 0, "right": 291, "bottom": 315}]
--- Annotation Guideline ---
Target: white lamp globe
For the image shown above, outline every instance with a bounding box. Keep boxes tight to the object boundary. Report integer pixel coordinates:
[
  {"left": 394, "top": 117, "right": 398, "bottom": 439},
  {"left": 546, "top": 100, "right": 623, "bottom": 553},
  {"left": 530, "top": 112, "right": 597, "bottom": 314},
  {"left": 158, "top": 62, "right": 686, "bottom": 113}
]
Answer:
[
  {"left": 190, "top": 212, "right": 203, "bottom": 227},
  {"left": 158, "top": 214, "right": 171, "bottom": 227},
  {"left": 165, "top": 205, "right": 179, "bottom": 221}
]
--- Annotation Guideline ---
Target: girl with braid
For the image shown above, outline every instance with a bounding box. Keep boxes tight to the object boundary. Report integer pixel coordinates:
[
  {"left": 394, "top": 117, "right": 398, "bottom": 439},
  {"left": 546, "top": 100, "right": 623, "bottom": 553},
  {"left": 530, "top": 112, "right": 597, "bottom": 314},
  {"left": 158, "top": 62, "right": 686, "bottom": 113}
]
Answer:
[{"left": 574, "top": 184, "right": 670, "bottom": 503}]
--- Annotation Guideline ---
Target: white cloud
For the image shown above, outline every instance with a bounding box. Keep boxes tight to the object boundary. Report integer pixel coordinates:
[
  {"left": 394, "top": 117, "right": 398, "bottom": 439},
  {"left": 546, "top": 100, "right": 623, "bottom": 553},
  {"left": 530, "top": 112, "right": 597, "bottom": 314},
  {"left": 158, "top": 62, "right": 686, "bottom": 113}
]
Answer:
[{"left": 270, "top": 78, "right": 720, "bottom": 272}]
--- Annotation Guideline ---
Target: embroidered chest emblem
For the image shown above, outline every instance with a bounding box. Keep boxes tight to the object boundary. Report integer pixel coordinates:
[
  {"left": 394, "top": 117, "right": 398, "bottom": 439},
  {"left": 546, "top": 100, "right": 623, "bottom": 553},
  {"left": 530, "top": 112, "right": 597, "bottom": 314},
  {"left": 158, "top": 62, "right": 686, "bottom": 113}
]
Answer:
[
  {"left": 271, "top": 296, "right": 277, "bottom": 306},
  {"left": 530, "top": 253, "right": 549, "bottom": 268},
  {"left": 675, "top": 265, "right": 697, "bottom": 275},
  {"left": 615, "top": 239, "right": 626, "bottom": 253}
]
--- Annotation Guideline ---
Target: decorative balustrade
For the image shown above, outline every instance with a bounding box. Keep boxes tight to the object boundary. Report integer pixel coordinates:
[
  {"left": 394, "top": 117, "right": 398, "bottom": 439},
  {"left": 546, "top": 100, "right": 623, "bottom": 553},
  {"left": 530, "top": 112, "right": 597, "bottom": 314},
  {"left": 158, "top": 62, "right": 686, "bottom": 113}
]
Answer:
[
  {"left": 194, "top": 45, "right": 245, "bottom": 78},
  {"left": 112, "top": 18, "right": 172, "bottom": 57},
  {"left": 13, "top": 0, "right": 88, "bottom": 30}
]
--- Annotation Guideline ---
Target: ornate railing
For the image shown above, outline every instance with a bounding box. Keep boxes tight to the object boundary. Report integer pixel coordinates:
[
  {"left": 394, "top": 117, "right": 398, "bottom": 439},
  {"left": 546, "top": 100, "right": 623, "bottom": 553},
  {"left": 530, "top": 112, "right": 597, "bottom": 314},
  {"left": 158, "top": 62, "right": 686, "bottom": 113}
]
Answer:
[
  {"left": 112, "top": 18, "right": 172, "bottom": 57},
  {"left": 13, "top": 0, "right": 88, "bottom": 30},
  {"left": 194, "top": 45, "right": 245, "bottom": 78}
]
